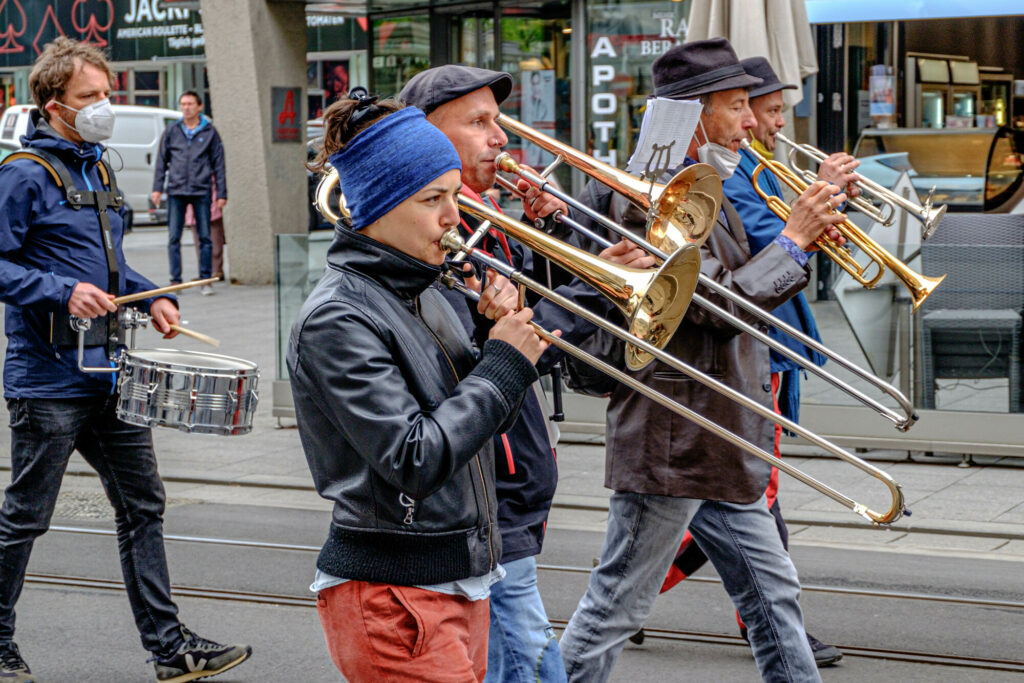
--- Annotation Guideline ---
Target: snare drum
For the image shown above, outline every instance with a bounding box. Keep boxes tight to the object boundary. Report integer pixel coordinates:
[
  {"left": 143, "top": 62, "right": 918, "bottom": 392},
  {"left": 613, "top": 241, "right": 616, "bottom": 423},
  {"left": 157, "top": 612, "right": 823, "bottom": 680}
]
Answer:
[{"left": 116, "top": 349, "right": 260, "bottom": 436}]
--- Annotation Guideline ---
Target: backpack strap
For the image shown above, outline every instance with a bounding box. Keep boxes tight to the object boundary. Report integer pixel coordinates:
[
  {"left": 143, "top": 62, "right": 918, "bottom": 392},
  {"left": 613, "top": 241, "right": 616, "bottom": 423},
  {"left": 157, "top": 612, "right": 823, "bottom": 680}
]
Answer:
[{"left": 1, "top": 148, "right": 123, "bottom": 211}]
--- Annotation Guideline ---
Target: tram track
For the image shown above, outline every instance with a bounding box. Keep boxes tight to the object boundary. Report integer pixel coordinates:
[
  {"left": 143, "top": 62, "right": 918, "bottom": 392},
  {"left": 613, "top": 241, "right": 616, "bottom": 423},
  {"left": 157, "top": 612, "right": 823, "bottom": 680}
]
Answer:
[
  {"left": 25, "top": 569, "right": 1024, "bottom": 674},
  {"left": 50, "top": 525, "right": 1024, "bottom": 612},
  {"left": 36, "top": 465, "right": 1024, "bottom": 542}
]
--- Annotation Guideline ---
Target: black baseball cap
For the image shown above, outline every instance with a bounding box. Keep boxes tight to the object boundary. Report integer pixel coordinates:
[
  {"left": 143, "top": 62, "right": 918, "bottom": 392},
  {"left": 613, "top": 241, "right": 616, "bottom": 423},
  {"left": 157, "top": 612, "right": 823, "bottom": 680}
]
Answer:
[{"left": 399, "top": 65, "right": 513, "bottom": 115}]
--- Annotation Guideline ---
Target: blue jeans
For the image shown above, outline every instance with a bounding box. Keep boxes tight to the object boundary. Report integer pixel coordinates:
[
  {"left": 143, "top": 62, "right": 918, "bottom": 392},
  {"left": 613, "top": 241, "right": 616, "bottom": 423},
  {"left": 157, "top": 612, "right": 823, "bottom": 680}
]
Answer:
[
  {"left": 0, "top": 396, "right": 183, "bottom": 655},
  {"left": 560, "top": 492, "right": 818, "bottom": 683},
  {"left": 167, "top": 194, "right": 212, "bottom": 282},
  {"left": 486, "top": 556, "right": 566, "bottom": 683}
]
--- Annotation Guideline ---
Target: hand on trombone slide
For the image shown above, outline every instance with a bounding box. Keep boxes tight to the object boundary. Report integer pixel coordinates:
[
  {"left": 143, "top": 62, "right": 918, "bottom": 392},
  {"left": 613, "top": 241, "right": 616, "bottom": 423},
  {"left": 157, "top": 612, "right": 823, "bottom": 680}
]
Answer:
[
  {"left": 600, "top": 238, "right": 656, "bottom": 269},
  {"left": 460, "top": 264, "right": 559, "bottom": 365},
  {"left": 782, "top": 180, "right": 849, "bottom": 251},
  {"left": 514, "top": 167, "right": 568, "bottom": 223}
]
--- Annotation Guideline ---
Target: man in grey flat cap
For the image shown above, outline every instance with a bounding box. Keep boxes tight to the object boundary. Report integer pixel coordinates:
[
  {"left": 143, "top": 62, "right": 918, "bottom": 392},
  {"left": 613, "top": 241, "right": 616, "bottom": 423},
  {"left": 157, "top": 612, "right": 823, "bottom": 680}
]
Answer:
[
  {"left": 401, "top": 65, "right": 654, "bottom": 683},
  {"left": 560, "top": 38, "right": 848, "bottom": 682}
]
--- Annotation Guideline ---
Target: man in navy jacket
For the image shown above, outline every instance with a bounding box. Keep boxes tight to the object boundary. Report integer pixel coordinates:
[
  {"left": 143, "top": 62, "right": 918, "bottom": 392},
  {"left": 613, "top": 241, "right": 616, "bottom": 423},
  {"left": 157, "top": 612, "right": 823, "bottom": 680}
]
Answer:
[
  {"left": 151, "top": 90, "right": 227, "bottom": 294},
  {"left": 0, "top": 38, "right": 249, "bottom": 682}
]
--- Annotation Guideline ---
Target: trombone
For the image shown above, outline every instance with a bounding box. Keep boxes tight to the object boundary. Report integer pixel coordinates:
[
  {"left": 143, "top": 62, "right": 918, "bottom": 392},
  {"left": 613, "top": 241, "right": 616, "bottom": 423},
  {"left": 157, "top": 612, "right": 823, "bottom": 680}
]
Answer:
[
  {"left": 445, "top": 198, "right": 907, "bottom": 526},
  {"left": 498, "top": 115, "right": 721, "bottom": 253},
  {"left": 493, "top": 117, "right": 919, "bottom": 430},
  {"left": 313, "top": 170, "right": 702, "bottom": 370},
  {"left": 313, "top": 168, "right": 907, "bottom": 525},
  {"left": 741, "top": 139, "right": 946, "bottom": 312},
  {"left": 775, "top": 132, "right": 947, "bottom": 239}
]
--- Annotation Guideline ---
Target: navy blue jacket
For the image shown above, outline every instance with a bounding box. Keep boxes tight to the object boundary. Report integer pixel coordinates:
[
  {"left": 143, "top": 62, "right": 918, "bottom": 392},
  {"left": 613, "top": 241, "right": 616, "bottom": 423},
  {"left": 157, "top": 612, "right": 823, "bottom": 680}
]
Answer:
[
  {"left": 0, "top": 115, "right": 168, "bottom": 398},
  {"left": 723, "top": 148, "right": 826, "bottom": 422},
  {"left": 152, "top": 115, "right": 227, "bottom": 198}
]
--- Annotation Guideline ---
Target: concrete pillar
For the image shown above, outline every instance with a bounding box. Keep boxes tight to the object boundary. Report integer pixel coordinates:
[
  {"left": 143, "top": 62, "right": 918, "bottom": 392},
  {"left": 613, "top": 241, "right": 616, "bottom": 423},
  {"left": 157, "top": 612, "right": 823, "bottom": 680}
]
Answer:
[{"left": 201, "top": 0, "right": 307, "bottom": 284}]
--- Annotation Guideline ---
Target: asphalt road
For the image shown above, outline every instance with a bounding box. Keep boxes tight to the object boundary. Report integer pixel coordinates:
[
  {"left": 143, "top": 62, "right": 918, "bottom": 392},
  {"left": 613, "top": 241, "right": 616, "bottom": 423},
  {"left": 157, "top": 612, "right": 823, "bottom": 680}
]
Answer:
[{"left": 12, "top": 500, "right": 1024, "bottom": 682}]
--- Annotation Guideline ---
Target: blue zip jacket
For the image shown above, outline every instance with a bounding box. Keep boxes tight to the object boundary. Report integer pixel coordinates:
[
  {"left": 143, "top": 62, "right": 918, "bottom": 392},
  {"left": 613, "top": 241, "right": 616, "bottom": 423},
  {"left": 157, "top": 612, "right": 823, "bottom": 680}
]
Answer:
[
  {"left": 152, "top": 115, "right": 227, "bottom": 198},
  {"left": 0, "top": 114, "right": 169, "bottom": 398},
  {"left": 723, "top": 147, "right": 827, "bottom": 422}
]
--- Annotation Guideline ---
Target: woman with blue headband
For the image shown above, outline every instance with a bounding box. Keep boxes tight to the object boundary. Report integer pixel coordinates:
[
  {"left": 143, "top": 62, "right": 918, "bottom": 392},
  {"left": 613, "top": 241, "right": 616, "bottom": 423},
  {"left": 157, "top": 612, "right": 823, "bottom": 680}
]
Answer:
[{"left": 287, "top": 95, "right": 549, "bottom": 681}]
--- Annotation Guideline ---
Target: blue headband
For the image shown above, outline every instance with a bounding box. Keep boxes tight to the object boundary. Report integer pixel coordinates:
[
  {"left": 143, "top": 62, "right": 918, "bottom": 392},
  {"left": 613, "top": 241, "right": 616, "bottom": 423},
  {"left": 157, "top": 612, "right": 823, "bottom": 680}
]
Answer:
[{"left": 328, "top": 107, "right": 461, "bottom": 230}]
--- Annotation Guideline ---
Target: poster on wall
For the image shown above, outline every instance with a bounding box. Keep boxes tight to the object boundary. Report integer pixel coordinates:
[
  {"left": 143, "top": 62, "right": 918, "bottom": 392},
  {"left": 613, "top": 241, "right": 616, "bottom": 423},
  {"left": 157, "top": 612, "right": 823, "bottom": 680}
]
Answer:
[
  {"left": 322, "top": 60, "right": 350, "bottom": 110},
  {"left": 521, "top": 69, "right": 555, "bottom": 167}
]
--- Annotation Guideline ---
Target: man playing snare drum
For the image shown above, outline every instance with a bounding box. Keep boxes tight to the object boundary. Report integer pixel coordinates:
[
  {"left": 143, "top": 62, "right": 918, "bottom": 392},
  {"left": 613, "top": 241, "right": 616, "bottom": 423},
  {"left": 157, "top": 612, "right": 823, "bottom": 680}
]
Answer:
[{"left": 0, "top": 38, "right": 251, "bottom": 683}]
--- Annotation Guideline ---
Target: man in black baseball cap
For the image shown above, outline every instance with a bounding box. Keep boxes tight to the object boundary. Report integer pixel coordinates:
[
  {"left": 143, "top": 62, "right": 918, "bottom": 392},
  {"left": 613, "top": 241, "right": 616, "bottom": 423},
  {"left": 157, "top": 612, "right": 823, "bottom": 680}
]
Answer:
[
  {"left": 401, "top": 64, "right": 654, "bottom": 683},
  {"left": 561, "top": 38, "right": 847, "bottom": 682}
]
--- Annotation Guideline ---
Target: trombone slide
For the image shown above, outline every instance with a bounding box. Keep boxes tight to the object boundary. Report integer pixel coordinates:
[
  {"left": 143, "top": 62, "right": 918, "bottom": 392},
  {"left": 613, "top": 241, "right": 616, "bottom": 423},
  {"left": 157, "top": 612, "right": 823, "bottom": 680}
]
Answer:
[{"left": 440, "top": 227, "right": 907, "bottom": 526}]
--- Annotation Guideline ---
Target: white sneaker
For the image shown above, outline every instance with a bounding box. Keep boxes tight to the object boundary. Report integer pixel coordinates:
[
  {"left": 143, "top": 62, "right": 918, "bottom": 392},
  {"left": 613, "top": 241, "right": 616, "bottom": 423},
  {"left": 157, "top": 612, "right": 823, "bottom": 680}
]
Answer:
[{"left": 200, "top": 284, "right": 215, "bottom": 296}]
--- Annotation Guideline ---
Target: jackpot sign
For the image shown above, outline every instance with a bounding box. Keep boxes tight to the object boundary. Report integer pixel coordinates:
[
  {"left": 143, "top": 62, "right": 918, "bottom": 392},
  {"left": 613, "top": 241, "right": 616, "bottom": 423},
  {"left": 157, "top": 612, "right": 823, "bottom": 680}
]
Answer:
[{"left": 0, "top": 0, "right": 202, "bottom": 67}]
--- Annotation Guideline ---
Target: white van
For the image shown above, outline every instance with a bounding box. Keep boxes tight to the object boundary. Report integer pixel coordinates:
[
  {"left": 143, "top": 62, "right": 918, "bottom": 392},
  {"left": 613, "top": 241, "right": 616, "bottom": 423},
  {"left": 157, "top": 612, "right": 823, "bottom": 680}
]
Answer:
[{"left": 0, "top": 103, "right": 181, "bottom": 225}]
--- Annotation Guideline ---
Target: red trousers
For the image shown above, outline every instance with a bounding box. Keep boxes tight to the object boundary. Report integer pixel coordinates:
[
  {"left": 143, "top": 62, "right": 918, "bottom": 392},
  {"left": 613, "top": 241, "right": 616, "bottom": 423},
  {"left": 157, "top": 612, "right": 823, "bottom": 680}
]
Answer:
[{"left": 317, "top": 581, "right": 490, "bottom": 682}]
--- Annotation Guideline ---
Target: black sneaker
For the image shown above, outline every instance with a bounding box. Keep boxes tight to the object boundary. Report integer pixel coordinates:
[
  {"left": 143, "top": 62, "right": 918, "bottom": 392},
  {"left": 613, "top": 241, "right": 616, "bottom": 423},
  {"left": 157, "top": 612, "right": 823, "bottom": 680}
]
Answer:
[
  {"left": 153, "top": 627, "right": 251, "bottom": 682},
  {"left": 0, "top": 642, "right": 35, "bottom": 683},
  {"left": 806, "top": 632, "right": 843, "bottom": 667}
]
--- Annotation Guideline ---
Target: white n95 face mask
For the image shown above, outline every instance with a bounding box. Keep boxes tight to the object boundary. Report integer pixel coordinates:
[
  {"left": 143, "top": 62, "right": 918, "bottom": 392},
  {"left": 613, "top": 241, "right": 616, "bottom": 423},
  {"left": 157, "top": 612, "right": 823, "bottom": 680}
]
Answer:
[
  {"left": 695, "top": 119, "right": 741, "bottom": 179},
  {"left": 54, "top": 98, "right": 116, "bottom": 143}
]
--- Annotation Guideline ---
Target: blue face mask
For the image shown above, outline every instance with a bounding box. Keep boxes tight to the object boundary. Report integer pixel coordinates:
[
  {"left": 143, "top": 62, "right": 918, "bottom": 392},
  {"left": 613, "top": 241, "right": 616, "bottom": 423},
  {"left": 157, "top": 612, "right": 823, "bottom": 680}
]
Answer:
[
  {"left": 695, "top": 119, "right": 741, "bottom": 179},
  {"left": 53, "top": 98, "right": 116, "bottom": 143}
]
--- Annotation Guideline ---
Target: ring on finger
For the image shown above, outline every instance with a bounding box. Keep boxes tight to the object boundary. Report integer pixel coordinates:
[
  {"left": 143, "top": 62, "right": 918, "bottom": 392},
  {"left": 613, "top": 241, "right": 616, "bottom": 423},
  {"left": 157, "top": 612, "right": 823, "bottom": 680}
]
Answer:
[{"left": 492, "top": 283, "right": 502, "bottom": 294}]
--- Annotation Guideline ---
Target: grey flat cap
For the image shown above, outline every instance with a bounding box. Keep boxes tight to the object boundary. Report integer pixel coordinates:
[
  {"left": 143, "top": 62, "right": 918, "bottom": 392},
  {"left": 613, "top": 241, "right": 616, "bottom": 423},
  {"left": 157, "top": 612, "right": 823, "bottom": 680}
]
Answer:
[{"left": 399, "top": 65, "right": 513, "bottom": 114}]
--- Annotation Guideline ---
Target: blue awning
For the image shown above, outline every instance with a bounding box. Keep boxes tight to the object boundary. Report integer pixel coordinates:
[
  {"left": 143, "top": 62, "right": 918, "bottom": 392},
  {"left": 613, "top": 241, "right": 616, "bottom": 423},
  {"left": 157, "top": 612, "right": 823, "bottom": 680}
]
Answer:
[{"left": 805, "top": 0, "right": 1023, "bottom": 23}]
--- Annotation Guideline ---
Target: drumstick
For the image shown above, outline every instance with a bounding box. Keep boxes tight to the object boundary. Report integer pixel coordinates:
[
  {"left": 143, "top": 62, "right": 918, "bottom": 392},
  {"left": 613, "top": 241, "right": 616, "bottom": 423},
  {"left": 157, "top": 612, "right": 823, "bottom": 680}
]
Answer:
[
  {"left": 169, "top": 324, "right": 221, "bottom": 347},
  {"left": 112, "top": 277, "right": 220, "bottom": 306}
]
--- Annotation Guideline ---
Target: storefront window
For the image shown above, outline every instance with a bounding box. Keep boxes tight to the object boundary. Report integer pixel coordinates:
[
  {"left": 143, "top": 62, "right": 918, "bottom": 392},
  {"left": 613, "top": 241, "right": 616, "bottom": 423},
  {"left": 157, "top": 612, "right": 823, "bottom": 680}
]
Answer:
[
  {"left": 499, "top": 3, "right": 571, "bottom": 190},
  {"left": 456, "top": 15, "right": 496, "bottom": 70},
  {"left": 372, "top": 15, "right": 431, "bottom": 96},
  {"left": 586, "top": 0, "right": 691, "bottom": 169}
]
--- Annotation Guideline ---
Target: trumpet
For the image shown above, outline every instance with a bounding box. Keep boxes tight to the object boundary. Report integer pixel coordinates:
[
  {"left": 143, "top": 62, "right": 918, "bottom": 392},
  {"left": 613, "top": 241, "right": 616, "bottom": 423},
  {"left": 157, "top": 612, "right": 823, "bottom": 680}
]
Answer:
[
  {"left": 496, "top": 119, "right": 919, "bottom": 430},
  {"left": 775, "top": 133, "right": 947, "bottom": 239},
  {"left": 741, "top": 139, "right": 946, "bottom": 312},
  {"left": 442, "top": 201, "right": 907, "bottom": 526}
]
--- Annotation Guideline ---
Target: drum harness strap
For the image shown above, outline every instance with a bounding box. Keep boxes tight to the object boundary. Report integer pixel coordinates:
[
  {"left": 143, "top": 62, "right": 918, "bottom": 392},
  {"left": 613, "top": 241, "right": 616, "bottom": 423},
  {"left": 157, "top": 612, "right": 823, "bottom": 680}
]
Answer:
[{"left": 3, "top": 148, "right": 124, "bottom": 354}]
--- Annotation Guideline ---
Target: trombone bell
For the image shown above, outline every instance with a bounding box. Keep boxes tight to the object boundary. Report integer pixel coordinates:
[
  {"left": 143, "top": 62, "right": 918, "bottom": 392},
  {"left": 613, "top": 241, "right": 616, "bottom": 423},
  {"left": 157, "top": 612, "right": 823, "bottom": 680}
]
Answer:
[
  {"left": 647, "top": 164, "right": 721, "bottom": 256},
  {"left": 314, "top": 169, "right": 348, "bottom": 224},
  {"left": 457, "top": 195, "right": 702, "bottom": 371}
]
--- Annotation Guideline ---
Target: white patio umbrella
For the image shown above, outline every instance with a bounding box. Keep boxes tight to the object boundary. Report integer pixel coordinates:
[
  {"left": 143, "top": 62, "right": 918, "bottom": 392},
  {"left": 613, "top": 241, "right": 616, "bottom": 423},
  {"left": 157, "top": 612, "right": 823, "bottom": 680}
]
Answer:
[{"left": 687, "top": 0, "right": 818, "bottom": 108}]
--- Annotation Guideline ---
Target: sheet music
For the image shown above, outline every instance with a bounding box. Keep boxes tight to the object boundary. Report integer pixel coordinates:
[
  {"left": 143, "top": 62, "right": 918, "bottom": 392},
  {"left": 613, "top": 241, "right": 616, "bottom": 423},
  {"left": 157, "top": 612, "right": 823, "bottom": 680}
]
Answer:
[{"left": 626, "top": 97, "right": 703, "bottom": 179}]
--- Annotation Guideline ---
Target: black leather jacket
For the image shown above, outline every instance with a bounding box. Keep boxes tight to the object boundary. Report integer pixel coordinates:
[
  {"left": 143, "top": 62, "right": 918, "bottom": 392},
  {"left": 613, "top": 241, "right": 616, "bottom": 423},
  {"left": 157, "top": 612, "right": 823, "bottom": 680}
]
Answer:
[{"left": 287, "top": 227, "right": 537, "bottom": 585}]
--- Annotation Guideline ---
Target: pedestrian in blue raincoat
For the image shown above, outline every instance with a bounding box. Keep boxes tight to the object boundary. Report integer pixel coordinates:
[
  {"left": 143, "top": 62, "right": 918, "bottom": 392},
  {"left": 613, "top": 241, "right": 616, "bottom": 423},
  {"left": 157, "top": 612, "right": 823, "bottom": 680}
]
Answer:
[{"left": 151, "top": 90, "right": 228, "bottom": 295}]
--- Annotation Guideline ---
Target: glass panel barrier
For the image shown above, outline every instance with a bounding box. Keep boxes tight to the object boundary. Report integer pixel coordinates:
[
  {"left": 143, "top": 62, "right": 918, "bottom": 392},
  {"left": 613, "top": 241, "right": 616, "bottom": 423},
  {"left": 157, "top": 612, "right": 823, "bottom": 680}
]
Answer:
[{"left": 275, "top": 232, "right": 333, "bottom": 380}]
